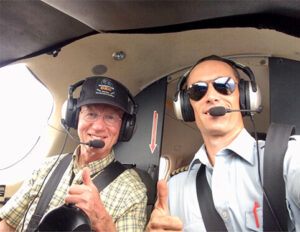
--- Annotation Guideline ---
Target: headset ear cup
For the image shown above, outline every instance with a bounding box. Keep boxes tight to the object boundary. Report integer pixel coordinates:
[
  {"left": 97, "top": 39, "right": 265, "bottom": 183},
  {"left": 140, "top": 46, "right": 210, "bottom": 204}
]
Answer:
[
  {"left": 248, "top": 81, "right": 262, "bottom": 113},
  {"left": 239, "top": 79, "right": 251, "bottom": 117},
  {"left": 118, "top": 113, "right": 136, "bottom": 142},
  {"left": 64, "top": 98, "right": 80, "bottom": 129},
  {"left": 181, "top": 90, "right": 195, "bottom": 122},
  {"left": 173, "top": 91, "right": 184, "bottom": 121}
]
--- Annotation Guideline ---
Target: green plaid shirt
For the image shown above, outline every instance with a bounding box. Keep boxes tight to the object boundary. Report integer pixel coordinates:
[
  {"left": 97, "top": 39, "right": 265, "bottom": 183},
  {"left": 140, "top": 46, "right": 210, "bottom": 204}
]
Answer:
[{"left": 0, "top": 147, "right": 147, "bottom": 231}]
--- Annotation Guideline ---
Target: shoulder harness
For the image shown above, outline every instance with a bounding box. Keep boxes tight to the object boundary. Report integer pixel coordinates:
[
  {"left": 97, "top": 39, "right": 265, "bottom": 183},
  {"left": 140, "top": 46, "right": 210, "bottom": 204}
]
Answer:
[
  {"left": 27, "top": 154, "right": 127, "bottom": 232},
  {"left": 195, "top": 122, "right": 296, "bottom": 231}
]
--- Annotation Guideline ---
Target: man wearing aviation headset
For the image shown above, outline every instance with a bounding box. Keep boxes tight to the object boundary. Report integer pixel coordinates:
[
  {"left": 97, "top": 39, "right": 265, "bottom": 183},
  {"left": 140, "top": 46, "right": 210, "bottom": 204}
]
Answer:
[
  {"left": 146, "top": 55, "right": 300, "bottom": 231},
  {"left": 0, "top": 76, "right": 147, "bottom": 231}
]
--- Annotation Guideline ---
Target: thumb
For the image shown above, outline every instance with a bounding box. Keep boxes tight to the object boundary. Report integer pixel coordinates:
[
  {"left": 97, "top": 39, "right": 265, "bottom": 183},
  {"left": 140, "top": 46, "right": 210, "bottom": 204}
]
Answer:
[
  {"left": 155, "top": 180, "right": 170, "bottom": 214},
  {"left": 82, "top": 167, "right": 93, "bottom": 186}
]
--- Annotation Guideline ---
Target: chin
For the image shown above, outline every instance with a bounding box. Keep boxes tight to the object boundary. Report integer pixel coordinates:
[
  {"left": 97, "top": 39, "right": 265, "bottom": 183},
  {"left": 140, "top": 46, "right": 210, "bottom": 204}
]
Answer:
[
  {"left": 205, "top": 125, "right": 228, "bottom": 136},
  {"left": 210, "top": 130, "right": 228, "bottom": 137}
]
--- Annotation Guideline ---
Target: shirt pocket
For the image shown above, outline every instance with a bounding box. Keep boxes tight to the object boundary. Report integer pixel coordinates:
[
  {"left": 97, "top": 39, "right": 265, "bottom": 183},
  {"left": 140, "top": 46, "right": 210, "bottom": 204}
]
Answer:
[{"left": 245, "top": 207, "right": 262, "bottom": 232}]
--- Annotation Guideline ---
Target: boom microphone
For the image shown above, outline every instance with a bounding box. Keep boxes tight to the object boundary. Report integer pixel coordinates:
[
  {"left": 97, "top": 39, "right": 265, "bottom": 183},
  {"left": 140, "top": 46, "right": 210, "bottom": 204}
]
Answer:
[
  {"left": 209, "top": 106, "right": 227, "bottom": 116},
  {"left": 84, "top": 140, "right": 105, "bottom": 148},
  {"left": 209, "top": 106, "right": 262, "bottom": 116},
  {"left": 60, "top": 119, "right": 105, "bottom": 148}
]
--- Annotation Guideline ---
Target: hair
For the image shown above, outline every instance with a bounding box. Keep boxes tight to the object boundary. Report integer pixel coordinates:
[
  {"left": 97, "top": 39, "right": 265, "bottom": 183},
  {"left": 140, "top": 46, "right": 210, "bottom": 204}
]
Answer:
[{"left": 187, "top": 55, "right": 241, "bottom": 82}]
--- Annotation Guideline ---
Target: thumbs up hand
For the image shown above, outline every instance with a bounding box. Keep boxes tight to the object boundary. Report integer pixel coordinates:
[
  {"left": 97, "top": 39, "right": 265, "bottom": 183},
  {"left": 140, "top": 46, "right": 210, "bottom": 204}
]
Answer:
[
  {"left": 146, "top": 180, "right": 183, "bottom": 231},
  {"left": 65, "top": 167, "right": 117, "bottom": 232}
]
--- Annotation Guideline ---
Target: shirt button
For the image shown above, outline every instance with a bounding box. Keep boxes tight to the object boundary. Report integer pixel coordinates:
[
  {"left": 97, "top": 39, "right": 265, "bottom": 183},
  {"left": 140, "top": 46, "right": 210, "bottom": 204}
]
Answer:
[{"left": 221, "top": 211, "right": 228, "bottom": 219}]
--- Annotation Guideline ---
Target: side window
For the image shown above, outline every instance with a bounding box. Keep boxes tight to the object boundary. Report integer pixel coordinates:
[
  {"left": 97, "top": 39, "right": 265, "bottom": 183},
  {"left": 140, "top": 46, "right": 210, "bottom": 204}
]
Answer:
[{"left": 0, "top": 64, "right": 53, "bottom": 184}]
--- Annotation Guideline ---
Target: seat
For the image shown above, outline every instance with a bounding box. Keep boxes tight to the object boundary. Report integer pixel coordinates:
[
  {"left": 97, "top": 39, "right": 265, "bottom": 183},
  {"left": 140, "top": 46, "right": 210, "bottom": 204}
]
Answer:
[
  {"left": 133, "top": 168, "right": 156, "bottom": 222},
  {"left": 158, "top": 155, "right": 173, "bottom": 181}
]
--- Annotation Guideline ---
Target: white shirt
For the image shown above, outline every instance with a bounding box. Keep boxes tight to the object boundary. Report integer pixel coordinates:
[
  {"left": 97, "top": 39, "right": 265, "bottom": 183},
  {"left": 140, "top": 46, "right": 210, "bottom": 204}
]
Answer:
[{"left": 168, "top": 129, "right": 300, "bottom": 232}]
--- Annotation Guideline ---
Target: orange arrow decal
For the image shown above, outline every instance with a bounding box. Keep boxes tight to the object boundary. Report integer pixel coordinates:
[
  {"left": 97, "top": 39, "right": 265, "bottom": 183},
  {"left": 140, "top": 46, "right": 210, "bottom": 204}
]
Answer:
[{"left": 149, "top": 110, "right": 158, "bottom": 153}]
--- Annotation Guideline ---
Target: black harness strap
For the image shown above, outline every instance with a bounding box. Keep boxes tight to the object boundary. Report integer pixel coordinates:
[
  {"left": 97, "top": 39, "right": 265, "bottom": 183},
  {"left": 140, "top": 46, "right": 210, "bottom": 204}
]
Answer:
[
  {"left": 27, "top": 154, "right": 126, "bottom": 232},
  {"left": 92, "top": 160, "right": 126, "bottom": 192},
  {"left": 27, "top": 154, "right": 73, "bottom": 232},
  {"left": 196, "top": 123, "right": 295, "bottom": 231},
  {"left": 263, "top": 122, "right": 295, "bottom": 231},
  {"left": 196, "top": 164, "right": 227, "bottom": 231}
]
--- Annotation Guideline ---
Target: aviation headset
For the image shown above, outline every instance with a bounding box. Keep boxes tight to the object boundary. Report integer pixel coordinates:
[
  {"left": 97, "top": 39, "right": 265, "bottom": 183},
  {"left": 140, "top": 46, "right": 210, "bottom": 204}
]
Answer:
[
  {"left": 173, "top": 55, "right": 262, "bottom": 121},
  {"left": 62, "top": 76, "right": 137, "bottom": 142}
]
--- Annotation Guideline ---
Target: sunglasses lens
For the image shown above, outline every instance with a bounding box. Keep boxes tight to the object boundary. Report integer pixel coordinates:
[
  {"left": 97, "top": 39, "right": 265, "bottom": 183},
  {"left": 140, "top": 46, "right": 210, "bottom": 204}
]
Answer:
[
  {"left": 213, "top": 77, "right": 235, "bottom": 95},
  {"left": 187, "top": 82, "right": 208, "bottom": 101}
]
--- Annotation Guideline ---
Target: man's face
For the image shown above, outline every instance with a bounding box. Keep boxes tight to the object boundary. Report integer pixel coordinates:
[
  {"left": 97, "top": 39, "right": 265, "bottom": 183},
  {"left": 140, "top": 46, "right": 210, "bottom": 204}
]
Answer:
[
  {"left": 187, "top": 60, "right": 244, "bottom": 137},
  {"left": 77, "top": 104, "right": 123, "bottom": 159}
]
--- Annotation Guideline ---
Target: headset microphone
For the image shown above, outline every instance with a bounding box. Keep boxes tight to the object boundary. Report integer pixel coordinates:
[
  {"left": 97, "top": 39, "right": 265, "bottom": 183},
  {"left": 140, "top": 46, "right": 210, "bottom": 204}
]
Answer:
[
  {"left": 60, "top": 119, "right": 105, "bottom": 148},
  {"left": 84, "top": 140, "right": 105, "bottom": 148},
  {"left": 209, "top": 106, "right": 263, "bottom": 117}
]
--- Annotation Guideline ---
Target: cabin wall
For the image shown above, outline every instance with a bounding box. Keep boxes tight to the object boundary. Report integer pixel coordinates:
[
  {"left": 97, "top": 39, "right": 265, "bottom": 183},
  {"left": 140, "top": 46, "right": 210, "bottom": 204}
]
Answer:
[{"left": 269, "top": 57, "right": 300, "bottom": 134}]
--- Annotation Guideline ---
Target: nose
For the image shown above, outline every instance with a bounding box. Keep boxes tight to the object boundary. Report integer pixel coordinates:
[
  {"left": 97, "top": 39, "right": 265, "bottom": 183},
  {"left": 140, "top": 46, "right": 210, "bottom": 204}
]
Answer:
[
  {"left": 91, "top": 115, "right": 106, "bottom": 130},
  {"left": 205, "top": 83, "right": 220, "bottom": 103}
]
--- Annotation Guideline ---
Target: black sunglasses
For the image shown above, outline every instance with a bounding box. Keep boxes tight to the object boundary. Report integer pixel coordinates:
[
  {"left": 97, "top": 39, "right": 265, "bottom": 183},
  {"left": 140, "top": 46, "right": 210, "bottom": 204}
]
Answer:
[{"left": 187, "top": 77, "right": 236, "bottom": 101}]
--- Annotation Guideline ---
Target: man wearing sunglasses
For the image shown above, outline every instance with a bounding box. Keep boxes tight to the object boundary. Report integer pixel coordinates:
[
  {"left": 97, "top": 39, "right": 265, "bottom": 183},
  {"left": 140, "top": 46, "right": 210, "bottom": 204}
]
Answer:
[{"left": 146, "top": 55, "right": 300, "bottom": 231}]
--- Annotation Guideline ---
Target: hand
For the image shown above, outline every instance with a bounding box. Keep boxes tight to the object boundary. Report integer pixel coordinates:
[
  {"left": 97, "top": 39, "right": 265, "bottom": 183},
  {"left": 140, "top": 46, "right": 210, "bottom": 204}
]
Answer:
[
  {"left": 146, "top": 180, "right": 183, "bottom": 231},
  {"left": 65, "top": 167, "right": 116, "bottom": 232},
  {"left": 0, "top": 220, "right": 15, "bottom": 232}
]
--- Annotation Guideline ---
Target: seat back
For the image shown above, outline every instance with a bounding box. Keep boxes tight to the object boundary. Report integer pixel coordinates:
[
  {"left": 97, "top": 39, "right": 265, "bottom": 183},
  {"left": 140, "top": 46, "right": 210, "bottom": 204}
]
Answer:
[
  {"left": 134, "top": 168, "right": 156, "bottom": 222},
  {"left": 158, "top": 155, "right": 173, "bottom": 181}
]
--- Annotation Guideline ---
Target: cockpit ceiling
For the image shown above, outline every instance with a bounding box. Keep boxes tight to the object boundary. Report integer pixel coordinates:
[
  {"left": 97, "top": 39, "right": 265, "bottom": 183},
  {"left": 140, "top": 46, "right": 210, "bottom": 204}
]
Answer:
[
  {"left": 1, "top": 0, "right": 300, "bottom": 67},
  {"left": 20, "top": 26, "right": 299, "bottom": 135},
  {"left": 23, "top": 27, "right": 300, "bottom": 96}
]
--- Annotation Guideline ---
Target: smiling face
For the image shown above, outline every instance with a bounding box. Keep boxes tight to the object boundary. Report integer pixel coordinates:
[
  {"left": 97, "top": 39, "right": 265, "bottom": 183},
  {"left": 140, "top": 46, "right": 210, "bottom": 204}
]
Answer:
[
  {"left": 77, "top": 104, "right": 123, "bottom": 163},
  {"left": 187, "top": 60, "right": 244, "bottom": 138}
]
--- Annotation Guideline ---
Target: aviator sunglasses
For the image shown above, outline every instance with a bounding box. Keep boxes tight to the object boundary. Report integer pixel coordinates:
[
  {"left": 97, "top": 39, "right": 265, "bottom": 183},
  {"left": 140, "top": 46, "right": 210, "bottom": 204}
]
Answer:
[{"left": 187, "top": 76, "right": 237, "bottom": 101}]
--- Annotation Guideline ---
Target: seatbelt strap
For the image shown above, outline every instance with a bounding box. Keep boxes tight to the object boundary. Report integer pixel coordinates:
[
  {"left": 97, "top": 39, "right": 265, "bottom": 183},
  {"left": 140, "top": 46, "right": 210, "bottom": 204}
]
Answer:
[
  {"left": 27, "top": 154, "right": 73, "bottom": 232},
  {"left": 196, "top": 164, "right": 227, "bottom": 231},
  {"left": 27, "top": 154, "right": 126, "bottom": 232},
  {"left": 263, "top": 122, "right": 295, "bottom": 231},
  {"left": 92, "top": 160, "right": 126, "bottom": 192}
]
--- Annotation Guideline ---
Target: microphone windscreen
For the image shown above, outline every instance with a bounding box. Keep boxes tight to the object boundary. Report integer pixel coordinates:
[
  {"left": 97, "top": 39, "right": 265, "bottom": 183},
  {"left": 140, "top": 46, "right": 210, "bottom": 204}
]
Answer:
[
  {"left": 89, "top": 140, "right": 105, "bottom": 148},
  {"left": 209, "top": 106, "right": 226, "bottom": 116}
]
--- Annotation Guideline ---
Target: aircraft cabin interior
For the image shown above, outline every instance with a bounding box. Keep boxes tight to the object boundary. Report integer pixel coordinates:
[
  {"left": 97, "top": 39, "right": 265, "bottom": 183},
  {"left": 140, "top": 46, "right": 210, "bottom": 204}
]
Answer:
[{"left": 1, "top": 1, "right": 300, "bottom": 227}]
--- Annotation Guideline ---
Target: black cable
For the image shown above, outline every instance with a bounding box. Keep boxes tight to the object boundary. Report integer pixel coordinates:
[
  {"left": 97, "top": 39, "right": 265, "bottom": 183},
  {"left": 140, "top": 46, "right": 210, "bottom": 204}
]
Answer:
[
  {"left": 20, "top": 132, "right": 69, "bottom": 231},
  {"left": 249, "top": 114, "right": 283, "bottom": 231}
]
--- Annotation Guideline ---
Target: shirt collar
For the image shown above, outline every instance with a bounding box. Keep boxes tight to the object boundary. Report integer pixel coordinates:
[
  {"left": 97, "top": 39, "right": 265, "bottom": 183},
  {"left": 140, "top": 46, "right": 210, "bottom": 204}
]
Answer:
[
  {"left": 72, "top": 146, "right": 115, "bottom": 176},
  {"left": 189, "top": 144, "right": 210, "bottom": 172},
  {"left": 189, "top": 128, "right": 256, "bottom": 171},
  {"left": 226, "top": 128, "right": 256, "bottom": 165}
]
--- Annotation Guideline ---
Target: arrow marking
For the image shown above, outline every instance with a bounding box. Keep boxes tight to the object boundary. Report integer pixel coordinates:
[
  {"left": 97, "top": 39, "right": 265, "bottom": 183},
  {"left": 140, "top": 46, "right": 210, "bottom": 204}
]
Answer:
[{"left": 149, "top": 110, "right": 158, "bottom": 154}]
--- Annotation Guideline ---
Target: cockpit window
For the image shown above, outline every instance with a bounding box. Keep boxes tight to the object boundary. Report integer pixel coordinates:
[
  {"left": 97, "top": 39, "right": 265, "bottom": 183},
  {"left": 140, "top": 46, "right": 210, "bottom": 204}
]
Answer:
[{"left": 0, "top": 64, "right": 53, "bottom": 184}]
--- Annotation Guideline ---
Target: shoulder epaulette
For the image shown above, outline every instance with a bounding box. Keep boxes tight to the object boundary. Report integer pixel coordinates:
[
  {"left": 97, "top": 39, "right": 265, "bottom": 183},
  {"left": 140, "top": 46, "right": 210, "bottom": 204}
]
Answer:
[{"left": 170, "top": 165, "right": 189, "bottom": 177}]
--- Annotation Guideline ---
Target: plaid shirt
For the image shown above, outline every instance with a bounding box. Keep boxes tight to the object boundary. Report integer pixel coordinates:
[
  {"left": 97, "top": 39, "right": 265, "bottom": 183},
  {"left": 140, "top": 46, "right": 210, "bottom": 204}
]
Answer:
[{"left": 0, "top": 147, "right": 147, "bottom": 231}]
